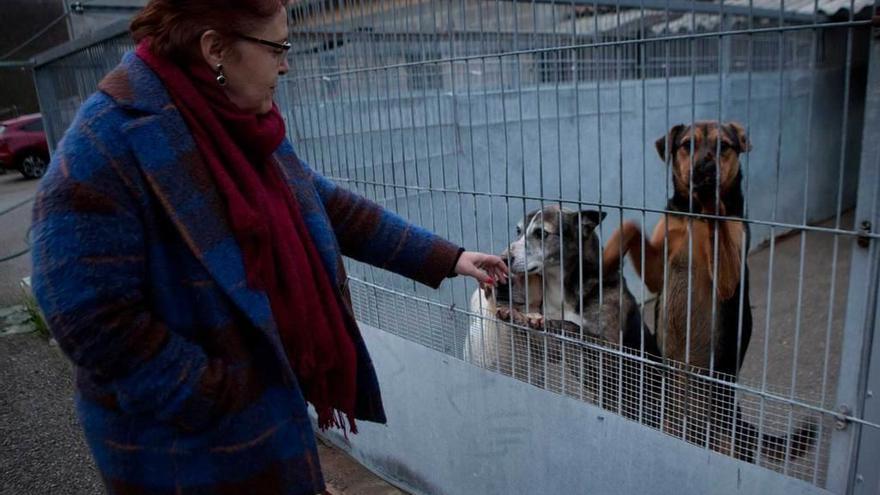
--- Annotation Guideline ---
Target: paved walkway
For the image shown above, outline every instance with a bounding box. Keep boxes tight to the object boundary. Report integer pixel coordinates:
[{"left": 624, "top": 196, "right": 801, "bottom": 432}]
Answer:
[{"left": 0, "top": 326, "right": 407, "bottom": 495}]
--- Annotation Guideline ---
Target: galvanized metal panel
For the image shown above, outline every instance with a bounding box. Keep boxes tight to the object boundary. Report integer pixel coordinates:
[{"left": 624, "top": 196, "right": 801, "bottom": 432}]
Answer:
[
  {"left": 321, "top": 322, "right": 834, "bottom": 495},
  {"left": 847, "top": 15, "right": 880, "bottom": 495}
]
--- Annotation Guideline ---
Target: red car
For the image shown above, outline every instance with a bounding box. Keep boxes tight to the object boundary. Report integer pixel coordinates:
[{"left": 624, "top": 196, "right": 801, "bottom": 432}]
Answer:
[{"left": 0, "top": 113, "right": 49, "bottom": 179}]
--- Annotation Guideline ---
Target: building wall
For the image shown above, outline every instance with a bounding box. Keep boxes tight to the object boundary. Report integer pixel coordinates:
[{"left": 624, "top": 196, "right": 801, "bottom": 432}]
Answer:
[
  {"left": 0, "top": 0, "right": 69, "bottom": 116},
  {"left": 65, "top": 0, "right": 144, "bottom": 38}
]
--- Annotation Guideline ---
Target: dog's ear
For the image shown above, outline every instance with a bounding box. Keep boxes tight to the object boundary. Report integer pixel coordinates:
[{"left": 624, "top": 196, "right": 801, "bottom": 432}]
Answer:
[
  {"left": 726, "top": 121, "right": 752, "bottom": 153},
  {"left": 655, "top": 124, "right": 687, "bottom": 163},
  {"left": 579, "top": 209, "right": 607, "bottom": 230}
]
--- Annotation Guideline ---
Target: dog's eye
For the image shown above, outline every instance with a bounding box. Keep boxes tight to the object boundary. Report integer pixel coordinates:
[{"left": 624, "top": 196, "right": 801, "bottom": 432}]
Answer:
[
  {"left": 720, "top": 142, "right": 732, "bottom": 151},
  {"left": 515, "top": 227, "right": 522, "bottom": 235}
]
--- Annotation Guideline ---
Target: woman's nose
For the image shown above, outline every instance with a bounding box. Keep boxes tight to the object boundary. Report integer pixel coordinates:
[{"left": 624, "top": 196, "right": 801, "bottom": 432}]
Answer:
[{"left": 279, "top": 56, "right": 290, "bottom": 75}]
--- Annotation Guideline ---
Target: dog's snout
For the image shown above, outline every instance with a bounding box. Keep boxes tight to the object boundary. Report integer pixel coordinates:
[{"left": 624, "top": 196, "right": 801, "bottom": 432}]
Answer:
[
  {"left": 697, "top": 160, "right": 717, "bottom": 177},
  {"left": 499, "top": 248, "right": 511, "bottom": 263}
]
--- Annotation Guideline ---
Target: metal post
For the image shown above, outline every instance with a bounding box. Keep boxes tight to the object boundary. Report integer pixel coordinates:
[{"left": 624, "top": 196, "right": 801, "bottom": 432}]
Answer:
[{"left": 827, "top": 9, "right": 880, "bottom": 495}]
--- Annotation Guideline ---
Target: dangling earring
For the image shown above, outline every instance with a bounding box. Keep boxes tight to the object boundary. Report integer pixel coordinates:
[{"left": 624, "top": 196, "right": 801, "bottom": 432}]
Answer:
[{"left": 215, "top": 63, "right": 227, "bottom": 86}]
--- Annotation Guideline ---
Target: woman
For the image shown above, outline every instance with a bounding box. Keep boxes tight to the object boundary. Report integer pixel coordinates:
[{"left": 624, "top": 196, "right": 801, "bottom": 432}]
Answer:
[{"left": 30, "top": 1, "right": 507, "bottom": 493}]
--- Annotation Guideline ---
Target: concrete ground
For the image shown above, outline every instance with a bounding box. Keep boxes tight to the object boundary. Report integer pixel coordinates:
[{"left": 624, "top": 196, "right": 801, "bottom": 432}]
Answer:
[
  {"left": 0, "top": 172, "right": 36, "bottom": 308},
  {"left": 0, "top": 328, "right": 407, "bottom": 495}
]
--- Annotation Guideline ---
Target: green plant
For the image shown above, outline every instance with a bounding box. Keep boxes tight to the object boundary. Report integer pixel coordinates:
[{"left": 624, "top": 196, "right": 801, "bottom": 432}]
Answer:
[{"left": 21, "top": 291, "right": 49, "bottom": 339}]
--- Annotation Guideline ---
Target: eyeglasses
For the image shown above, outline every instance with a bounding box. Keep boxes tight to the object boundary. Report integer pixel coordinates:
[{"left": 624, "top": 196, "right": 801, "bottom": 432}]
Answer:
[{"left": 234, "top": 34, "right": 291, "bottom": 61}]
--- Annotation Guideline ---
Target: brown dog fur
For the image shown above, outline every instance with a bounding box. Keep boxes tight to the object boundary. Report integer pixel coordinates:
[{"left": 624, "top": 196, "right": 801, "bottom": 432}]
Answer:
[{"left": 602, "top": 122, "right": 815, "bottom": 462}]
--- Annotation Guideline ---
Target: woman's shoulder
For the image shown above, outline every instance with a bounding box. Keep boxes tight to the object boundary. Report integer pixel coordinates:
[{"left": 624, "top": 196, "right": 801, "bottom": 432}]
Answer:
[
  {"left": 55, "top": 92, "right": 134, "bottom": 165},
  {"left": 43, "top": 91, "right": 147, "bottom": 201}
]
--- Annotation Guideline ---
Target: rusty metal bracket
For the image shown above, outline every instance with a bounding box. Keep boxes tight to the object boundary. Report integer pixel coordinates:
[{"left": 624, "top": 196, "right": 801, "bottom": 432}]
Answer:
[
  {"left": 858, "top": 220, "right": 873, "bottom": 248},
  {"left": 835, "top": 405, "right": 853, "bottom": 430}
]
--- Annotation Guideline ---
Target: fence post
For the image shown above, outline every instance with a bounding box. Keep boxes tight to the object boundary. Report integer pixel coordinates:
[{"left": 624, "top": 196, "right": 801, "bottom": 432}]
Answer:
[{"left": 827, "top": 8, "right": 880, "bottom": 494}]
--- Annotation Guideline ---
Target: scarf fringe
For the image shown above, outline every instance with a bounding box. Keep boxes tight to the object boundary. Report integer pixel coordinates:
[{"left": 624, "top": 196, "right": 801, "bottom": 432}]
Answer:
[{"left": 317, "top": 407, "right": 358, "bottom": 440}]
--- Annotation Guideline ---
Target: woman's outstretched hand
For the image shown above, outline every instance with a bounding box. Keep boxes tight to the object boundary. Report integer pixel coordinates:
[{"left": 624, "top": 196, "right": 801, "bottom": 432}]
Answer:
[{"left": 454, "top": 251, "right": 508, "bottom": 285}]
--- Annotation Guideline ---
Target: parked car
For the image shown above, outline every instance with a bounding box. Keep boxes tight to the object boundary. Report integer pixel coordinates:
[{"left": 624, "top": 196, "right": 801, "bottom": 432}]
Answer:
[{"left": 0, "top": 113, "right": 49, "bottom": 179}]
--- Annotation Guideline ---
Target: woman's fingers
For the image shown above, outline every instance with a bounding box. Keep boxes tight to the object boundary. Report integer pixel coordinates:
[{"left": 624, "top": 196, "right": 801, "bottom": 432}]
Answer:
[{"left": 455, "top": 251, "right": 509, "bottom": 285}]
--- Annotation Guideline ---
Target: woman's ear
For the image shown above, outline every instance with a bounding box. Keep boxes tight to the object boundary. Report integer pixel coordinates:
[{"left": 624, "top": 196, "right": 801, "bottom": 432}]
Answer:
[{"left": 199, "top": 29, "right": 227, "bottom": 68}]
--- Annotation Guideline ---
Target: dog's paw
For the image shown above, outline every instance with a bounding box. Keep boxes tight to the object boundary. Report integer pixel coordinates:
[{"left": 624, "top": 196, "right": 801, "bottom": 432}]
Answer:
[
  {"left": 495, "top": 306, "right": 513, "bottom": 322},
  {"left": 524, "top": 313, "right": 544, "bottom": 330}
]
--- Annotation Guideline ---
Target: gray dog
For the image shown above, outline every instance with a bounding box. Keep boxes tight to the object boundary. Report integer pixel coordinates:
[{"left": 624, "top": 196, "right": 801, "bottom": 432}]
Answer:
[{"left": 467, "top": 206, "right": 659, "bottom": 414}]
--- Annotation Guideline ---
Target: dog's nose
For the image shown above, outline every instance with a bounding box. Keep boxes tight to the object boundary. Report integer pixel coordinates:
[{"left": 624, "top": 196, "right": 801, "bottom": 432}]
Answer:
[
  {"left": 499, "top": 249, "right": 510, "bottom": 265},
  {"left": 697, "top": 160, "right": 717, "bottom": 177}
]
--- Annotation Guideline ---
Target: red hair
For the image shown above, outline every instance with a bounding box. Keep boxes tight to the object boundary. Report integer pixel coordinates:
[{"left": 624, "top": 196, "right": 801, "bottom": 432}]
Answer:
[{"left": 131, "top": 0, "right": 289, "bottom": 63}]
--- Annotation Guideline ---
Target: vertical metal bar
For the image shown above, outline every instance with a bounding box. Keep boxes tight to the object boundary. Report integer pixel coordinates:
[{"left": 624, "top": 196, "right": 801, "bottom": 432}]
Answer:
[
  {"left": 637, "top": 0, "right": 648, "bottom": 427},
  {"left": 337, "top": 0, "right": 361, "bottom": 293},
  {"left": 340, "top": 0, "right": 358, "bottom": 193},
  {"left": 446, "top": 0, "right": 468, "bottom": 353},
  {"left": 706, "top": 0, "right": 727, "bottom": 453},
  {"left": 614, "top": 0, "right": 625, "bottom": 418},
  {"left": 682, "top": 0, "right": 698, "bottom": 443},
  {"left": 381, "top": 5, "right": 401, "bottom": 222},
  {"left": 461, "top": 0, "right": 482, "bottom": 365},
  {"left": 358, "top": 0, "right": 385, "bottom": 293},
  {"left": 405, "top": 0, "right": 426, "bottom": 232},
  {"left": 754, "top": 0, "right": 790, "bottom": 466},
  {"left": 551, "top": 0, "right": 567, "bottom": 395},
  {"left": 496, "top": 0, "right": 516, "bottom": 377},
  {"left": 728, "top": 0, "right": 756, "bottom": 460},
  {"left": 476, "top": 0, "right": 500, "bottom": 371},
  {"left": 325, "top": 0, "right": 344, "bottom": 185},
  {"left": 784, "top": 0, "right": 821, "bottom": 478},
  {"left": 429, "top": 0, "right": 453, "bottom": 262},
  {"left": 593, "top": 0, "right": 606, "bottom": 409},
  {"left": 828, "top": 3, "right": 880, "bottom": 491},
  {"left": 392, "top": 0, "right": 420, "bottom": 304},
  {"left": 511, "top": 0, "right": 532, "bottom": 385},
  {"left": 534, "top": 0, "right": 549, "bottom": 390},
  {"left": 392, "top": 6, "right": 413, "bottom": 225},
  {"left": 572, "top": 0, "right": 586, "bottom": 404},
  {"left": 658, "top": 0, "right": 672, "bottom": 434},
  {"left": 443, "top": 0, "right": 465, "bottom": 353},
  {"left": 418, "top": 0, "right": 439, "bottom": 237},
  {"left": 308, "top": 1, "right": 333, "bottom": 185}
]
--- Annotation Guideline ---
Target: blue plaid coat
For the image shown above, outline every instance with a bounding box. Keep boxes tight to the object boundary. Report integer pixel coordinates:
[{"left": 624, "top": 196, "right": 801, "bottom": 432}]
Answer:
[{"left": 31, "top": 52, "right": 462, "bottom": 495}]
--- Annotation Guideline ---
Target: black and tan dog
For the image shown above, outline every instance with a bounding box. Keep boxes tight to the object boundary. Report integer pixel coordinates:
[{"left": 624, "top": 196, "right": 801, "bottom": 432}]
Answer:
[
  {"left": 467, "top": 206, "right": 660, "bottom": 418},
  {"left": 603, "top": 121, "right": 815, "bottom": 462}
]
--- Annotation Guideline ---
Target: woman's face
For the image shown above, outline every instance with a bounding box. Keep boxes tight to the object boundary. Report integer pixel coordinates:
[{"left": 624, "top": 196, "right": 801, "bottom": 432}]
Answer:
[{"left": 219, "top": 6, "right": 290, "bottom": 114}]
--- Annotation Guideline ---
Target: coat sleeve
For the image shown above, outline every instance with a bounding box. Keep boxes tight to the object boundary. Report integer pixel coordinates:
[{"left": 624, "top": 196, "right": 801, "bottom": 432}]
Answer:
[
  {"left": 304, "top": 161, "right": 464, "bottom": 289},
  {"left": 31, "top": 117, "right": 246, "bottom": 433}
]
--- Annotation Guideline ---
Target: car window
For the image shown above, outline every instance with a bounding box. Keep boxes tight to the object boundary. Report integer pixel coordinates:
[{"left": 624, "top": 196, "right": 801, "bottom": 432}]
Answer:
[
  {"left": 22, "top": 120, "right": 43, "bottom": 132},
  {"left": 0, "top": 125, "right": 5, "bottom": 135}
]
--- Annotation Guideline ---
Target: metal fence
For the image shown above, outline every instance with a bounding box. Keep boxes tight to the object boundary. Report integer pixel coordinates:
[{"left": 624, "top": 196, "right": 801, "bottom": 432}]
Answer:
[
  {"left": 282, "top": 1, "right": 879, "bottom": 492},
  {"left": 32, "top": 1, "right": 880, "bottom": 493}
]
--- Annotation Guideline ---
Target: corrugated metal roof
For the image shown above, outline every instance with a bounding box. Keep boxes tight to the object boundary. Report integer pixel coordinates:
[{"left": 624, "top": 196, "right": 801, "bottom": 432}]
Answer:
[{"left": 651, "top": 0, "right": 872, "bottom": 33}]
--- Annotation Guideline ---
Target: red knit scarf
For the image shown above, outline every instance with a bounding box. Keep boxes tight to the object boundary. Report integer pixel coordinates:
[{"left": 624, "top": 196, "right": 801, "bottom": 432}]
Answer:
[{"left": 136, "top": 41, "right": 358, "bottom": 432}]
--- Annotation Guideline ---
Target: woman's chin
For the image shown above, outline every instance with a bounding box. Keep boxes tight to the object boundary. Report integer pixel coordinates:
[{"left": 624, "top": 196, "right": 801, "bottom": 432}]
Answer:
[{"left": 258, "top": 101, "right": 274, "bottom": 115}]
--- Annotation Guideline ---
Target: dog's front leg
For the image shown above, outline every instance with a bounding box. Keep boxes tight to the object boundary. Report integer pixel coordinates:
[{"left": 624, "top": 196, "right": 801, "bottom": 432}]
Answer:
[
  {"left": 496, "top": 307, "right": 538, "bottom": 329},
  {"left": 603, "top": 219, "right": 668, "bottom": 293},
  {"left": 702, "top": 219, "right": 745, "bottom": 301}
]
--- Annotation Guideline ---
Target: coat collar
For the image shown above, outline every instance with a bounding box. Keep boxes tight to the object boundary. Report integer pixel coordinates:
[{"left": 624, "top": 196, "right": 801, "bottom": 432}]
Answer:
[{"left": 99, "top": 51, "right": 173, "bottom": 115}]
